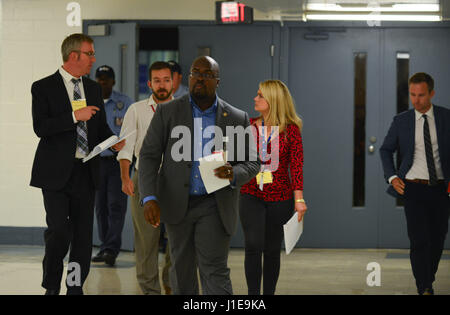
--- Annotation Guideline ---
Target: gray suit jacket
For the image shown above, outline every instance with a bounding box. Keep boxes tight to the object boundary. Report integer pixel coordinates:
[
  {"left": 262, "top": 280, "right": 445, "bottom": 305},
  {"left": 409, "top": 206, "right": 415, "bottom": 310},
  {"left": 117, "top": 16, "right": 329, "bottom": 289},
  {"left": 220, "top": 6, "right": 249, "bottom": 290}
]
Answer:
[{"left": 139, "top": 94, "right": 260, "bottom": 235}]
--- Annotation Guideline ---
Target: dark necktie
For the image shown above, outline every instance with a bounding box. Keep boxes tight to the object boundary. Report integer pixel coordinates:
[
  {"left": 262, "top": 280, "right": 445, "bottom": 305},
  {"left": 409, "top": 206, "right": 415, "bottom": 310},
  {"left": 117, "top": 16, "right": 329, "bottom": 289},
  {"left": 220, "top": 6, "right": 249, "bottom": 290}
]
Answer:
[
  {"left": 422, "top": 114, "right": 437, "bottom": 185},
  {"left": 72, "top": 78, "right": 89, "bottom": 155}
]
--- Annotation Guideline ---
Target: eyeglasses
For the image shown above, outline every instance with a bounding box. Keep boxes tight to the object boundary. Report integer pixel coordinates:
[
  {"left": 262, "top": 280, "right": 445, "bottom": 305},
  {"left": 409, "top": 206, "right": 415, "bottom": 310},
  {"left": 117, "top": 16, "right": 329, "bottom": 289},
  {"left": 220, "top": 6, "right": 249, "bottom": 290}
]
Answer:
[
  {"left": 74, "top": 50, "right": 96, "bottom": 58},
  {"left": 189, "top": 71, "right": 218, "bottom": 80}
]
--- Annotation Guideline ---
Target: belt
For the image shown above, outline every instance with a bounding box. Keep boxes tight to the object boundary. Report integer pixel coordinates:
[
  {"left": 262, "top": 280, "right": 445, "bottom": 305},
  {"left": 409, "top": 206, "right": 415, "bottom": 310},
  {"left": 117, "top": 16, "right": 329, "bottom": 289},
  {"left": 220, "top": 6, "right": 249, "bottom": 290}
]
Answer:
[
  {"left": 188, "top": 194, "right": 213, "bottom": 204},
  {"left": 405, "top": 179, "right": 445, "bottom": 186},
  {"left": 100, "top": 155, "right": 117, "bottom": 160}
]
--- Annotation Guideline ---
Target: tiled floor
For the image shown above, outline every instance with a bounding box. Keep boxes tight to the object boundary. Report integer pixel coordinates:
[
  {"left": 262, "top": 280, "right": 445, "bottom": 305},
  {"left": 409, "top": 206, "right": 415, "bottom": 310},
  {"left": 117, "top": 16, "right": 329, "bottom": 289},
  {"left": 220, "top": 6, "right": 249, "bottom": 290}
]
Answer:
[{"left": 0, "top": 245, "right": 449, "bottom": 295}]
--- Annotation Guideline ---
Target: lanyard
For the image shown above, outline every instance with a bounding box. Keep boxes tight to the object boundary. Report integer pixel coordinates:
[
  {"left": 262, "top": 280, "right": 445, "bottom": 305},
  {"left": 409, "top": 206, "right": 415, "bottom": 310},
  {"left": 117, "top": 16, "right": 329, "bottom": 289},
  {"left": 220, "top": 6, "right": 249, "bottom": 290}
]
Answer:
[
  {"left": 260, "top": 119, "right": 274, "bottom": 163},
  {"left": 147, "top": 98, "right": 156, "bottom": 113}
]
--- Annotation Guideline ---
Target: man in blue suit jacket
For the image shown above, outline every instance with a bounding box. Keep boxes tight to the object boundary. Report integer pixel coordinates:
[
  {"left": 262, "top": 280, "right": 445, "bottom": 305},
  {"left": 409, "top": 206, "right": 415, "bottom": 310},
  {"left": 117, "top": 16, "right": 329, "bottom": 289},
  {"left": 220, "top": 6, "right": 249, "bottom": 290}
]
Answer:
[{"left": 380, "top": 72, "right": 450, "bottom": 295}]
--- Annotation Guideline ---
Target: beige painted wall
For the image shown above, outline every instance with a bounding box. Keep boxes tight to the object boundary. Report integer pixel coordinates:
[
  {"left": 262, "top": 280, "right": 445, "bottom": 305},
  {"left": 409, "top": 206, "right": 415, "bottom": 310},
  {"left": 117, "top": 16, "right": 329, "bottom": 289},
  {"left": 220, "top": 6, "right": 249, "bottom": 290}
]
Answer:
[{"left": 0, "top": 0, "right": 269, "bottom": 227}]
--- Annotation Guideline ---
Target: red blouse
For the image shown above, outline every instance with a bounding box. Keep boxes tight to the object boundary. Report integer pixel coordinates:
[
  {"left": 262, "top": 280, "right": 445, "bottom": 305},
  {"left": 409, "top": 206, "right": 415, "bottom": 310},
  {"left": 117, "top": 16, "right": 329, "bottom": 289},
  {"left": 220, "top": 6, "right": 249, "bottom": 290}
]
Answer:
[{"left": 240, "top": 118, "right": 304, "bottom": 202}]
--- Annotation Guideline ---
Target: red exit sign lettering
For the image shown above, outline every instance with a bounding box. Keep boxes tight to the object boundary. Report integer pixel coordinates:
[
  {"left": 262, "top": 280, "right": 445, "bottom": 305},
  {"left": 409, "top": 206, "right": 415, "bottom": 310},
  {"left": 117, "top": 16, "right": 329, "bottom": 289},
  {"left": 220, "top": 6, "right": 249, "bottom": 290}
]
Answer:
[{"left": 216, "top": 1, "right": 253, "bottom": 25}]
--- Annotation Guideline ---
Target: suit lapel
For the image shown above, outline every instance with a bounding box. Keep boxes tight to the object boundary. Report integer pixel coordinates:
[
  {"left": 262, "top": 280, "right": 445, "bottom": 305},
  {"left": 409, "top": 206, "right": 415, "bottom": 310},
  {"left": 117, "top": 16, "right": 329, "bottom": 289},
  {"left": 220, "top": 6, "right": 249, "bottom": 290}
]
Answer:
[
  {"left": 179, "top": 96, "right": 193, "bottom": 156},
  {"left": 433, "top": 105, "right": 445, "bottom": 160},
  {"left": 215, "top": 98, "right": 230, "bottom": 151},
  {"left": 216, "top": 98, "right": 229, "bottom": 136},
  {"left": 53, "top": 71, "right": 73, "bottom": 112},
  {"left": 406, "top": 109, "right": 415, "bottom": 155},
  {"left": 82, "top": 77, "right": 95, "bottom": 134},
  {"left": 181, "top": 95, "right": 193, "bottom": 131}
]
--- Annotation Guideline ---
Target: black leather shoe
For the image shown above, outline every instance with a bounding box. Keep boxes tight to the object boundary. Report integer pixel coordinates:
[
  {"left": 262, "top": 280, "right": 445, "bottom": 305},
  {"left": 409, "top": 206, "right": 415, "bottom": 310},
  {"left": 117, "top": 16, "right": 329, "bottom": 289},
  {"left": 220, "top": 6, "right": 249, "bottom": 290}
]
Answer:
[
  {"left": 92, "top": 251, "right": 105, "bottom": 262},
  {"left": 422, "top": 288, "right": 434, "bottom": 295},
  {"left": 45, "top": 289, "right": 60, "bottom": 295},
  {"left": 103, "top": 252, "right": 116, "bottom": 267}
]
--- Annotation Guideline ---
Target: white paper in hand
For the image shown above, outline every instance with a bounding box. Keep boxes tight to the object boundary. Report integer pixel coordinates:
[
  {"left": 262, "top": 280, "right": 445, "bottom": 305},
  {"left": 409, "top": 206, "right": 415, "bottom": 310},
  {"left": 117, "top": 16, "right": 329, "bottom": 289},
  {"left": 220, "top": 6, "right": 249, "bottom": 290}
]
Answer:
[
  {"left": 283, "top": 213, "right": 303, "bottom": 255},
  {"left": 82, "top": 129, "right": 136, "bottom": 163},
  {"left": 198, "top": 152, "right": 229, "bottom": 194}
]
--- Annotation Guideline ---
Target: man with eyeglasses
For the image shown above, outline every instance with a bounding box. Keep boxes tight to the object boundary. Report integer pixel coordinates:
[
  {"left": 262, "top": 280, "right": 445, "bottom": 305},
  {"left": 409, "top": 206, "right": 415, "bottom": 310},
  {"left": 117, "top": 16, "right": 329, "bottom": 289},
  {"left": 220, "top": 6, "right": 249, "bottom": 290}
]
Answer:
[
  {"left": 30, "top": 33, "right": 125, "bottom": 295},
  {"left": 139, "top": 56, "right": 260, "bottom": 294}
]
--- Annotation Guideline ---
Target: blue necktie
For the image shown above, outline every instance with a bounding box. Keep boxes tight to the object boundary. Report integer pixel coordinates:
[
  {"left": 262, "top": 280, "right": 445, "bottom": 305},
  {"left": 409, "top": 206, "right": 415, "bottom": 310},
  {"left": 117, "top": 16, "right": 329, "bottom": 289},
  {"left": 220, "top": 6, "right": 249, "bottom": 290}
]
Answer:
[{"left": 72, "top": 78, "right": 89, "bottom": 155}]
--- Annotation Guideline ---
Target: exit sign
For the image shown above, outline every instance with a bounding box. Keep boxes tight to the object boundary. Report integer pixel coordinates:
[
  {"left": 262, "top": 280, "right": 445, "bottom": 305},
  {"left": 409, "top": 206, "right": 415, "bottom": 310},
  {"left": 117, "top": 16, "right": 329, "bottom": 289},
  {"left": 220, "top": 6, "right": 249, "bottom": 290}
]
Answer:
[{"left": 216, "top": 1, "right": 253, "bottom": 24}]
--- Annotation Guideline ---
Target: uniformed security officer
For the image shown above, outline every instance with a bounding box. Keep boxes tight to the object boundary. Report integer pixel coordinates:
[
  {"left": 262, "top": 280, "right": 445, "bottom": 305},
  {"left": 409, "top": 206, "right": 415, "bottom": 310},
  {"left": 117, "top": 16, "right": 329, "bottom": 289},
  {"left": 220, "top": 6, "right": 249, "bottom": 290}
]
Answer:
[
  {"left": 92, "top": 65, "right": 133, "bottom": 266},
  {"left": 168, "top": 60, "right": 189, "bottom": 98}
]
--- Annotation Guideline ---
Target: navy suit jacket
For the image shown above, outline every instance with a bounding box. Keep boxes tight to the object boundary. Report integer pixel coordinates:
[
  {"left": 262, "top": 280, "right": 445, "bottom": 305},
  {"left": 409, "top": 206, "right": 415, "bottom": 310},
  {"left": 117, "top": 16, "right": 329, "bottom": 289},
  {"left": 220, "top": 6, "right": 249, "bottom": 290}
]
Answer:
[
  {"left": 380, "top": 105, "right": 450, "bottom": 198},
  {"left": 30, "top": 71, "right": 114, "bottom": 191}
]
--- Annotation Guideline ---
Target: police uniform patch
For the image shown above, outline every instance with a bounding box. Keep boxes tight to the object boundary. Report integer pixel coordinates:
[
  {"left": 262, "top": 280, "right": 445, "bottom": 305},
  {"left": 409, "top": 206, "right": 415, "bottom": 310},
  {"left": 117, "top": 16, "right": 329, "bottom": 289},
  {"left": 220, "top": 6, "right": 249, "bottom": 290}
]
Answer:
[{"left": 116, "top": 102, "right": 124, "bottom": 110}]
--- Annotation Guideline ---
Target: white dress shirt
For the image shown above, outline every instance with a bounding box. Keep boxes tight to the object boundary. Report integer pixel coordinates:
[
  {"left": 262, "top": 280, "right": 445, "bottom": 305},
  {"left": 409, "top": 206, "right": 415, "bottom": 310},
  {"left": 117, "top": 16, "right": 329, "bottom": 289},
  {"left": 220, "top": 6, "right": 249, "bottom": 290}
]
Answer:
[
  {"left": 405, "top": 105, "right": 444, "bottom": 180},
  {"left": 117, "top": 95, "right": 173, "bottom": 170},
  {"left": 58, "top": 66, "right": 87, "bottom": 158}
]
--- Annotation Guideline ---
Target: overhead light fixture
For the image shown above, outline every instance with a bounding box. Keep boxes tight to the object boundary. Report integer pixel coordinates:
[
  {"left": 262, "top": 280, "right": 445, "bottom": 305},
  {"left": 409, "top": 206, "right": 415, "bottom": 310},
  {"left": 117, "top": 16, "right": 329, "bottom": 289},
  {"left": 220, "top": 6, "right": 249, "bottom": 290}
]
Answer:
[
  {"left": 306, "top": 13, "right": 441, "bottom": 21},
  {"left": 306, "top": 4, "right": 440, "bottom": 12},
  {"left": 304, "top": 1, "right": 442, "bottom": 22}
]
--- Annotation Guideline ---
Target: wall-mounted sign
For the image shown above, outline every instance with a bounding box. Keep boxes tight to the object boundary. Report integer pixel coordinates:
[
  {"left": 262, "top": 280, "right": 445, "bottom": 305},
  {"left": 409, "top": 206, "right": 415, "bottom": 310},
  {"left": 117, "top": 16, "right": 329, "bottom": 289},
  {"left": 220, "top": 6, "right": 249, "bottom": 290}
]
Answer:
[{"left": 215, "top": 1, "right": 253, "bottom": 24}]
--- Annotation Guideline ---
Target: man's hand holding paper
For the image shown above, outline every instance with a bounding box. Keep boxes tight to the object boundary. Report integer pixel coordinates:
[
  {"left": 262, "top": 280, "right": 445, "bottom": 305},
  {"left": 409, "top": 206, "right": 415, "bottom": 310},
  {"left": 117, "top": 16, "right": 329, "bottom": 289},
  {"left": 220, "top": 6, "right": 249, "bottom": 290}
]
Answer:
[
  {"left": 214, "top": 163, "right": 234, "bottom": 181},
  {"left": 198, "top": 152, "right": 231, "bottom": 194},
  {"left": 111, "top": 139, "right": 126, "bottom": 152}
]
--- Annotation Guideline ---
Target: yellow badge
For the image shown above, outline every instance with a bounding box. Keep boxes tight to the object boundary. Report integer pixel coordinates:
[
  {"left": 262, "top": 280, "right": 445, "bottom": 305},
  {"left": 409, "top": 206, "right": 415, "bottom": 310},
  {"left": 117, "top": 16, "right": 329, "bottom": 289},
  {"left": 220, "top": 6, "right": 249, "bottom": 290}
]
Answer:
[
  {"left": 71, "top": 99, "right": 87, "bottom": 111},
  {"left": 256, "top": 171, "right": 273, "bottom": 185}
]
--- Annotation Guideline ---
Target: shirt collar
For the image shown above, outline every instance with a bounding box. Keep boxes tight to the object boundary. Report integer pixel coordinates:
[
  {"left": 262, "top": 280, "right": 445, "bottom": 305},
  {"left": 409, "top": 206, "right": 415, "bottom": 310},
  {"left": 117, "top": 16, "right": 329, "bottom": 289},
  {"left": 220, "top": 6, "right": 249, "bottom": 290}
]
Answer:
[
  {"left": 415, "top": 104, "right": 434, "bottom": 121},
  {"left": 189, "top": 94, "right": 218, "bottom": 114},
  {"left": 108, "top": 90, "right": 120, "bottom": 103},
  {"left": 147, "top": 94, "right": 174, "bottom": 108},
  {"left": 59, "top": 66, "right": 82, "bottom": 84}
]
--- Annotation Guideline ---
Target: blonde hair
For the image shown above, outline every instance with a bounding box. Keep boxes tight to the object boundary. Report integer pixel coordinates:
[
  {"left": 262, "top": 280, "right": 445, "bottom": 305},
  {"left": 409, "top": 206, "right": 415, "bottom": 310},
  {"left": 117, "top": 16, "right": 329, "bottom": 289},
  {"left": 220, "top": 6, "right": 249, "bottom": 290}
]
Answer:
[{"left": 258, "top": 80, "right": 303, "bottom": 134}]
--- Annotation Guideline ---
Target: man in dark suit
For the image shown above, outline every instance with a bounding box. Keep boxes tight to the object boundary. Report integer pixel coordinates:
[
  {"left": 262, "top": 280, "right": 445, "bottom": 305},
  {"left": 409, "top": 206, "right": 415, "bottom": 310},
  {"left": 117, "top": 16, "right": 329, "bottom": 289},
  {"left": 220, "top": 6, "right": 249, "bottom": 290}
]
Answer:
[
  {"left": 30, "top": 33, "right": 125, "bottom": 295},
  {"left": 139, "top": 56, "right": 260, "bottom": 294},
  {"left": 380, "top": 72, "right": 450, "bottom": 295}
]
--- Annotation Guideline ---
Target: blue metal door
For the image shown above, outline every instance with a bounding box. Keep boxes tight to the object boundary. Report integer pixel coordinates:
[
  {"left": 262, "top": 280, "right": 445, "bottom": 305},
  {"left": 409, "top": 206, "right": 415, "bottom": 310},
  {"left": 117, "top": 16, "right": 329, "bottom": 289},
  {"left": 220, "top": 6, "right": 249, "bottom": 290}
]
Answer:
[
  {"left": 288, "top": 26, "right": 450, "bottom": 249},
  {"left": 88, "top": 22, "right": 138, "bottom": 100},
  {"left": 287, "top": 27, "right": 381, "bottom": 248},
  {"left": 89, "top": 22, "right": 138, "bottom": 251}
]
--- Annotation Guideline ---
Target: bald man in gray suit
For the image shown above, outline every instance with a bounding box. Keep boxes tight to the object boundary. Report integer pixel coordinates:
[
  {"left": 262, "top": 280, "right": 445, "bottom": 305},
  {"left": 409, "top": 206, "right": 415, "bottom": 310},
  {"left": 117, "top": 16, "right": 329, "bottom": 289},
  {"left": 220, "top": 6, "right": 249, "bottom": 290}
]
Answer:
[{"left": 138, "top": 56, "right": 260, "bottom": 295}]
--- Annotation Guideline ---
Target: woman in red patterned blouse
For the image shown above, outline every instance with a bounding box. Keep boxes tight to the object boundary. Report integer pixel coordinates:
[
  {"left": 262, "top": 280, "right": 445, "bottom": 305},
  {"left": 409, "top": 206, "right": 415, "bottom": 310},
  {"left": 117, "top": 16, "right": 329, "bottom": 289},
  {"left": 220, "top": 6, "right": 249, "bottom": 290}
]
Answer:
[{"left": 239, "top": 80, "right": 307, "bottom": 295}]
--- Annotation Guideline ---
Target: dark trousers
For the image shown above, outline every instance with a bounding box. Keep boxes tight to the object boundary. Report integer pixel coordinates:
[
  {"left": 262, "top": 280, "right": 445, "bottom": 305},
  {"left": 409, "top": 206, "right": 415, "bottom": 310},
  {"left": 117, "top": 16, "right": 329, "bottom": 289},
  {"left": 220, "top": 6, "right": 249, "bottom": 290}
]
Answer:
[
  {"left": 95, "top": 157, "right": 128, "bottom": 257},
  {"left": 404, "top": 181, "right": 450, "bottom": 294},
  {"left": 239, "top": 194, "right": 294, "bottom": 295},
  {"left": 42, "top": 160, "right": 95, "bottom": 293},
  {"left": 166, "top": 194, "right": 232, "bottom": 295}
]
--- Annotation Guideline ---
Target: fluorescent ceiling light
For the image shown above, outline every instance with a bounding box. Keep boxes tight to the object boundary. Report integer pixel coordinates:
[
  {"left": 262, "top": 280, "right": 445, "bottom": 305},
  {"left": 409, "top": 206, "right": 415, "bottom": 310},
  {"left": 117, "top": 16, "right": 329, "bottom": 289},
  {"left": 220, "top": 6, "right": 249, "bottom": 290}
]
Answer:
[
  {"left": 306, "top": 4, "right": 440, "bottom": 12},
  {"left": 305, "top": 14, "right": 441, "bottom": 21}
]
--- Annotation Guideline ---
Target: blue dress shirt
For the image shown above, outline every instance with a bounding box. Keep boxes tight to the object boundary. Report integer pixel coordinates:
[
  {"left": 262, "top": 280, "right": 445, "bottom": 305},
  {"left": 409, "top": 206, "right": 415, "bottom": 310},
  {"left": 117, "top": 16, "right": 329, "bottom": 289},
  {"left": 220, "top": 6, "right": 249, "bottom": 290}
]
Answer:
[
  {"left": 142, "top": 95, "right": 219, "bottom": 205},
  {"left": 190, "top": 95, "right": 218, "bottom": 195},
  {"left": 101, "top": 90, "right": 133, "bottom": 157}
]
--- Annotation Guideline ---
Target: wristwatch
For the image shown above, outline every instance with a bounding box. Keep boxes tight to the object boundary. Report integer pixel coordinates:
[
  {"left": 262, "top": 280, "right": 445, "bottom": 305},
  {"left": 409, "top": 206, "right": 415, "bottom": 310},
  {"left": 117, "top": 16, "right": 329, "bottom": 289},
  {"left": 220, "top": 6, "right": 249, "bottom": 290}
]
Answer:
[{"left": 295, "top": 199, "right": 305, "bottom": 203}]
